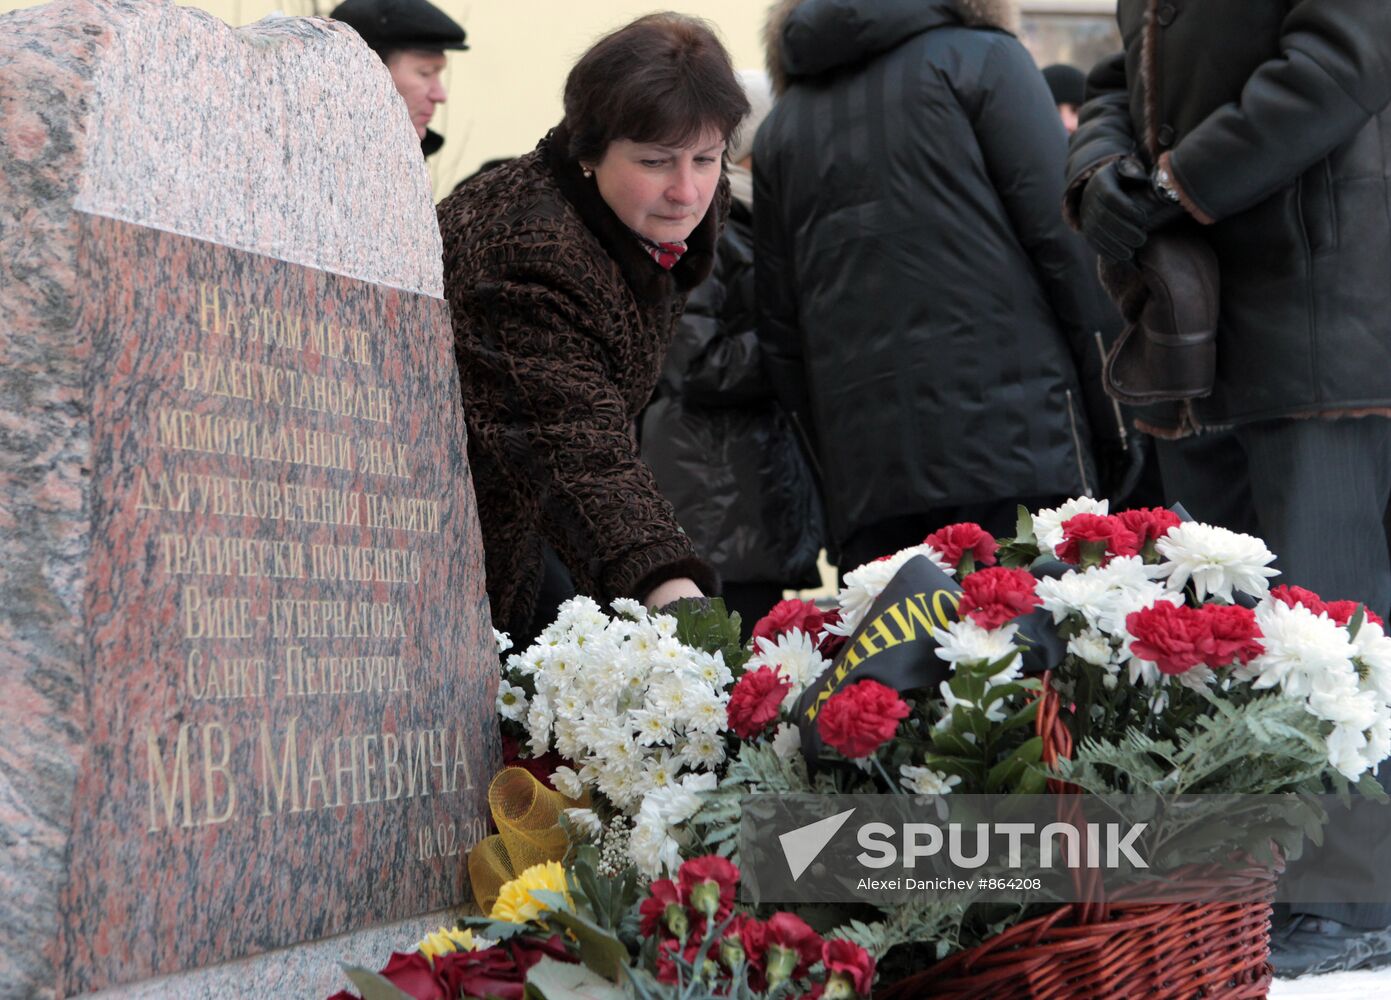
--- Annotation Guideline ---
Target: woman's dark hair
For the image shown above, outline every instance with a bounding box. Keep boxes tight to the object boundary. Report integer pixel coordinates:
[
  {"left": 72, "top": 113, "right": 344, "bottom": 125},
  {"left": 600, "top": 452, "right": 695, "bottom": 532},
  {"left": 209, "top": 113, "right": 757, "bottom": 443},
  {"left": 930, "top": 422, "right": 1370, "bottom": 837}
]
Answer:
[{"left": 562, "top": 13, "right": 751, "bottom": 165}]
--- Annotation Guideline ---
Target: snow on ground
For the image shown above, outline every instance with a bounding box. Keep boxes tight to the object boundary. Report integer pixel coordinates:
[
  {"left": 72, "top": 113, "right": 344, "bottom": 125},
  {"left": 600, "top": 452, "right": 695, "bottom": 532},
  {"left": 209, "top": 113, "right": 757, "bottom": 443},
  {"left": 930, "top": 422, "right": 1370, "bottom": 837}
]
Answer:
[{"left": 1272, "top": 969, "right": 1391, "bottom": 998}]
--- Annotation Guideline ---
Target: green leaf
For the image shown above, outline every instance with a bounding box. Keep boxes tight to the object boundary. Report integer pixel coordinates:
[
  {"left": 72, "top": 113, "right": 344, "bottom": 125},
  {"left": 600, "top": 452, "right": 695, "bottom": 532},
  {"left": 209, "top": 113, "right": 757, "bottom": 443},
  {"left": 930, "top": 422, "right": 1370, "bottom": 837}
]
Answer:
[
  {"left": 985, "top": 736, "right": 1042, "bottom": 793},
  {"left": 995, "top": 698, "right": 1041, "bottom": 734},
  {"left": 548, "top": 908, "right": 631, "bottom": 981},
  {"left": 669, "top": 597, "right": 748, "bottom": 672},
  {"left": 1015, "top": 505, "right": 1036, "bottom": 544},
  {"left": 525, "top": 957, "right": 632, "bottom": 999},
  {"left": 343, "top": 967, "right": 416, "bottom": 1000}
]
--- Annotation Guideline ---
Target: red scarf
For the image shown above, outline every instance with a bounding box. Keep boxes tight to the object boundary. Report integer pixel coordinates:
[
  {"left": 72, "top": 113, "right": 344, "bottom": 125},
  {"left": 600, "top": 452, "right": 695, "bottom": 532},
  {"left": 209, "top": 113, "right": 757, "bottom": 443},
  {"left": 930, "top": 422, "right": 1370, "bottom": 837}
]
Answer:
[{"left": 632, "top": 231, "right": 687, "bottom": 270}]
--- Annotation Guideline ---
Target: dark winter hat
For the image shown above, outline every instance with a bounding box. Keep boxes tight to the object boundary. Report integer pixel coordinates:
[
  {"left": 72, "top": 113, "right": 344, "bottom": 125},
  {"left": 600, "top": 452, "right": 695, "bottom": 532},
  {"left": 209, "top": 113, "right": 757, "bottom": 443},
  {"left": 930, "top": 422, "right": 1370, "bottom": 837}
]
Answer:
[
  {"left": 1042, "top": 63, "right": 1085, "bottom": 107},
  {"left": 330, "top": 0, "right": 468, "bottom": 55}
]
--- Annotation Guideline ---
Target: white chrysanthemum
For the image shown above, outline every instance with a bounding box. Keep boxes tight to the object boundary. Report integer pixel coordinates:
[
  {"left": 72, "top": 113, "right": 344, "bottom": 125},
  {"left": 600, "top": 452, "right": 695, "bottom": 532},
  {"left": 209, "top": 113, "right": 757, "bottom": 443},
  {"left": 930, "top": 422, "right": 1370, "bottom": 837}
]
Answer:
[
  {"left": 494, "top": 629, "right": 513, "bottom": 655},
  {"left": 611, "top": 597, "right": 646, "bottom": 619},
  {"left": 526, "top": 694, "right": 554, "bottom": 756},
  {"left": 1036, "top": 569, "right": 1115, "bottom": 626},
  {"left": 551, "top": 765, "right": 585, "bottom": 799},
  {"left": 1032, "top": 497, "right": 1109, "bottom": 555},
  {"left": 629, "top": 772, "right": 716, "bottom": 876},
  {"left": 679, "top": 731, "right": 726, "bottom": 771},
  {"left": 1155, "top": 522, "right": 1278, "bottom": 602},
  {"left": 901, "top": 765, "right": 962, "bottom": 796},
  {"left": 1239, "top": 600, "right": 1358, "bottom": 698},
  {"left": 747, "top": 628, "right": 831, "bottom": 707},
  {"left": 832, "top": 544, "right": 954, "bottom": 635},
  {"left": 771, "top": 723, "right": 803, "bottom": 761},
  {"left": 629, "top": 708, "right": 675, "bottom": 747},
  {"left": 1326, "top": 723, "right": 1372, "bottom": 781},
  {"left": 495, "top": 680, "right": 529, "bottom": 721},
  {"left": 693, "top": 650, "right": 734, "bottom": 690},
  {"left": 564, "top": 807, "right": 604, "bottom": 840},
  {"left": 1352, "top": 621, "right": 1391, "bottom": 703},
  {"left": 1364, "top": 711, "right": 1391, "bottom": 774},
  {"left": 1068, "top": 628, "right": 1116, "bottom": 668},
  {"left": 934, "top": 620, "right": 1023, "bottom": 677},
  {"left": 643, "top": 751, "right": 680, "bottom": 789},
  {"left": 553, "top": 719, "right": 585, "bottom": 760}
]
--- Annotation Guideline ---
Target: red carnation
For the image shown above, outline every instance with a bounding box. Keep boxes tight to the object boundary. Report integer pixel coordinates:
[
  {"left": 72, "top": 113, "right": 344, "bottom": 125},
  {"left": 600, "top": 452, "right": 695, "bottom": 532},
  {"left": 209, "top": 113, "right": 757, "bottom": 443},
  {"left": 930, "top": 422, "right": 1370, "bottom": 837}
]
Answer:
[
  {"left": 677, "top": 855, "right": 740, "bottom": 921},
  {"left": 818, "top": 608, "right": 848, "bottom": 658},
  {"left": 639, "top": 878, "right": 685, "bottom": 939},
  {"left": 1057, "top": 513, "right": 1141, "bottom": 566},
  {"left": 1325, "top": 600, "right": 1386, "bottom": 630},
  {"left": 763, "top": 912, "right": 824, "bottom": 979},
  {"left": 1116, "top": 507, "right": 1182, "bottom": 550},
  {"left": 1270, "top": 585, "right": 1386, "bottom": 629},
  {"left": 1271, "top": 584, "right": 1327, "bottom": 615},
  {"left": 959, "top": 566, "right": 1041, "bottom": 630},
  {"left": 1200, "top": 604, "right": 1264, "bottom": 666},
  {"left": 1126, "top": 602, "right": 1215, "bottom": 675},
  {"left": 817, "top": 680, "right": 909, "bottom": 759},
  {"left": 752, "top": 599, "right": 829, "bottom": 645},
  {"left": 823, "top": 938, "right": 877, "bottom": 996},
  {"left": 727, "top": 666, "right": 792, "bottom": 739},
  {"left": 924, "top": 522, "right": 998, "bottom": 572}
]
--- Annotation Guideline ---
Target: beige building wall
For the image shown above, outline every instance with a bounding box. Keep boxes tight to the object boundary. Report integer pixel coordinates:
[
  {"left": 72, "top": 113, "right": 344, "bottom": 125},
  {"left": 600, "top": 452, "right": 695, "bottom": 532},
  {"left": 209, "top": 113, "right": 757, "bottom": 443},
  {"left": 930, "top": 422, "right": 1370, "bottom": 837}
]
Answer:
[{"left": 1, "top": 1, "right": 1118, "bottom": 200}]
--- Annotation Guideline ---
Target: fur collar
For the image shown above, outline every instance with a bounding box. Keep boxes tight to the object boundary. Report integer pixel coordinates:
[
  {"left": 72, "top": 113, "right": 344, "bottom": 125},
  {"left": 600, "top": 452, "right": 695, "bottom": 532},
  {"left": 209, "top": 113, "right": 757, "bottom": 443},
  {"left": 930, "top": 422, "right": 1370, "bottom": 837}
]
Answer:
[
  {"left": 765, "top": 0, "right": 1019, "bottom": 95},
  {"left": 541, "top": 124, "right": 721, "bottom": 305}
]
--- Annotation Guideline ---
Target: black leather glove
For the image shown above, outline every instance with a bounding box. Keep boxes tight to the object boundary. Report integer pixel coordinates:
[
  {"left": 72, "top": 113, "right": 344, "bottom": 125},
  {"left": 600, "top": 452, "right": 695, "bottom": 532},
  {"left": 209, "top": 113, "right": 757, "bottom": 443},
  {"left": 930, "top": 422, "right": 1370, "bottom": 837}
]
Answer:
[{"left": 1079, "top": 157, "right": 1186, "bottom": 263}]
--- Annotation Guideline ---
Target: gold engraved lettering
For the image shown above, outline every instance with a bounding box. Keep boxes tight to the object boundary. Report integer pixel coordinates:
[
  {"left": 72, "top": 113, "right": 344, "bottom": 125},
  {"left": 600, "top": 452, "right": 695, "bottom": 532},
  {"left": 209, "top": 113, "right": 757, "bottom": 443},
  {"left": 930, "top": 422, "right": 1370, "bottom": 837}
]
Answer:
[
  {"left": 361, "top": 734, "right": 379, "bottom": 803},
  {"left": 308, "top": 541, "right": 421, "bottom": 585},
  {"left": 136, "top": 470, "right": 191, "bottom": 513},
  {"left": 196, "top": 284, "right": 305, "bottom": 353},
  {"left": 357, "top": 440, "right": 412, "bottom": 480},
  {"left": 270, "top": 599, "right": 406, "bottom": 640},
  {"left": 201, "top": 722, "right": 237, "bottom": 825},
  {"left": 258, "top": 716, "right": 301, "bottom": 816},
  {"left": 450, "top": 730, "right": 474, "bottom": 793},
  {"left": 162, "top": 531, "right": 307, "bottom": 580},
  {"left": 364, "top": 493, "right": 441, "bottom": 534},
  {"left": 179, "top": 349, "right": 393, "bottom": 424},
  {"left": 185, "top": 649, "right": 267, "bottom": 701},
  {"left": 383, "top": 732, "right": 402, "bottom": 800},
  {"left": 145, "top": 723, "right": 195, "bottom": 831},
  {"left": 406, "top": 730, "right": 431, "bottom": 799},
  {"left": 333, "top": 736, "right": 358, "bottom": 807},
  {"left": 155, "top": 407, "right": 356, "bottom": 472},
  {"left": 303, "top": 738, "right": 330, "bottom": 811},
  {"left": 182, "top": 585, "right": 255, "bottom": 640}
]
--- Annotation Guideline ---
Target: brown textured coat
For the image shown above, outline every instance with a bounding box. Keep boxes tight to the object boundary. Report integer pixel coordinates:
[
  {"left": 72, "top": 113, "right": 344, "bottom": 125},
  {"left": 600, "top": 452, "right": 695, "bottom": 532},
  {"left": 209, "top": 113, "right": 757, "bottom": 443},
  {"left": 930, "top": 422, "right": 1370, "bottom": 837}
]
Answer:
[{"left": 438, "top": 125, "right": 722, "bottom": 636}]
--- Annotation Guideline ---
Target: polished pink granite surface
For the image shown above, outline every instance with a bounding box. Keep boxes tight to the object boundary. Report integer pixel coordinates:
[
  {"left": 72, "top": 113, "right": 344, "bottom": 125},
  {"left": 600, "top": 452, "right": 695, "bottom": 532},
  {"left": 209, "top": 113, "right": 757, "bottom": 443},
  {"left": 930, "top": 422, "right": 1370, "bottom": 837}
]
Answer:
[{"left": 0, "top": 1, "right": 495, "bottom": 996}]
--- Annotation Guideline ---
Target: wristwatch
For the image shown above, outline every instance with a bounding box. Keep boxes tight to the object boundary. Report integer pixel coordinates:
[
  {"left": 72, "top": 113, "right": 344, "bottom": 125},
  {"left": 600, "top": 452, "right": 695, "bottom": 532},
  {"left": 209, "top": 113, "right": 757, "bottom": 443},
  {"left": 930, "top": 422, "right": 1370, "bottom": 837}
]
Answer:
[{"left": 1152, "top": 164, "right": 1182, "bottom": 204}]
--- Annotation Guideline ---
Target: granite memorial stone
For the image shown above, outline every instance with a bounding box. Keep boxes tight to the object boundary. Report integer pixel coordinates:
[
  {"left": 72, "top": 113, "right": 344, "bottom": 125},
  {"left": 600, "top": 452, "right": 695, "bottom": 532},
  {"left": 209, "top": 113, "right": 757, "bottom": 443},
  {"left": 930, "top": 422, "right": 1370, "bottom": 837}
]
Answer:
[{"left": 0, "top": 1, "right": 498, "bottom": 996}]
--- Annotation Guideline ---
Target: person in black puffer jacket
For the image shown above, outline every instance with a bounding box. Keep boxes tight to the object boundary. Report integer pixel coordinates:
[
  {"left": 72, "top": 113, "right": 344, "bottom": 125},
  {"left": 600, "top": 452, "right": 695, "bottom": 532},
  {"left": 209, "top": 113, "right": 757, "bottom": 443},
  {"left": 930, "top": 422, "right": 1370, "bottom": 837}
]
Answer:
[
  {"left": 641, "top": 70, "right": 824, "bottom": 630},
  {"left": 755, "top": 0, "right": 1122, "bottom": 572}
]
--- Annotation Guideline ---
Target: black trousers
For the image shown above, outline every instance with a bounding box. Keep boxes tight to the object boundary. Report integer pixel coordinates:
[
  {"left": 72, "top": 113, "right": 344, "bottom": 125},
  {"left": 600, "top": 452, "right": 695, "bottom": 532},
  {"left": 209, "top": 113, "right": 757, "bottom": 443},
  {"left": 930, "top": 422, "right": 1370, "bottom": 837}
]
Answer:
[
  {"left": 1154, "top": 416, "right": 1391, "bottom": 617},
  {"left": 1157, "top": 416, "right": 1391, "bottom": 926}
]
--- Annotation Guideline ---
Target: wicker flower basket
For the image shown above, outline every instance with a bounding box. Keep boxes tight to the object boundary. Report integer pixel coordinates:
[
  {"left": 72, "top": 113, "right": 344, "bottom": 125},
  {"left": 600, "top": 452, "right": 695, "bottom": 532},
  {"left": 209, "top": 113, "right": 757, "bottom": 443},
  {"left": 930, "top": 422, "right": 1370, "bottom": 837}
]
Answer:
[{"left": 878, "top": 677, "right": 1279, "bottom": 1000}]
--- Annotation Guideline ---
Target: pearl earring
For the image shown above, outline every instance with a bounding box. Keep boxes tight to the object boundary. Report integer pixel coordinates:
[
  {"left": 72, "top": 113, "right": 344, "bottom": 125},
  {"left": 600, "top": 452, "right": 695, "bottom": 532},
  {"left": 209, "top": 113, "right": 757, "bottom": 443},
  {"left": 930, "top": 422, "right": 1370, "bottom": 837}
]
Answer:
[{"left": 582, "top": 167, "right": 593, "bottom": 178}]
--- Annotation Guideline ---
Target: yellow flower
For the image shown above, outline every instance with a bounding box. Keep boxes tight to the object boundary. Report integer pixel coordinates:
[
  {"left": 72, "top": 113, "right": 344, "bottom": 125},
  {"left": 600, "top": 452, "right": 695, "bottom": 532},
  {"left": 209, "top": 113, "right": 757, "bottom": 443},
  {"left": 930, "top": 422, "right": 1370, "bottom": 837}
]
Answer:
[
  {"left": 416, "top": 926, "right": 476, "bottom": 961},
  {"left": 488, "top": 860, "right": 573, "bottom": 924}
]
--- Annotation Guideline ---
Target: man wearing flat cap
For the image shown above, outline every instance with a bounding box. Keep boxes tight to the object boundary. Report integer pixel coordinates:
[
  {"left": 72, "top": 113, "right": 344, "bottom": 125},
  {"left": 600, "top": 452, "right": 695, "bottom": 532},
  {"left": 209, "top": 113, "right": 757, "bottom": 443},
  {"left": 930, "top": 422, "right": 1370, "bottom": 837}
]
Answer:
[{"left": 330, "top": 0, "right": 467, "bottom": 158}]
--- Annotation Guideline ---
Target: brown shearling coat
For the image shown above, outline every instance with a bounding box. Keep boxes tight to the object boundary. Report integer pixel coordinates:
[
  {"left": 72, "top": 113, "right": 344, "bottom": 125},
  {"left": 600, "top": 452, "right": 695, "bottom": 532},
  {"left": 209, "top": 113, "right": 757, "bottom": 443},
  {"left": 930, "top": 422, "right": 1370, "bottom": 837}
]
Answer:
[{"left": 438, "top": 125, "right": 722, "bottom": 637}]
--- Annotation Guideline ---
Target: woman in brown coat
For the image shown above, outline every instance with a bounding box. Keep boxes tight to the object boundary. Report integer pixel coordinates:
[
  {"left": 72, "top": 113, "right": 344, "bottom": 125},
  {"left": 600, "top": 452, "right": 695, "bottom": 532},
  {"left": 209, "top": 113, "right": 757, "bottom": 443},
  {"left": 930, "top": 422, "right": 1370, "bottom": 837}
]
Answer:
[{"left": 438, "top": 14, "right": 750, "bottom": 642}]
